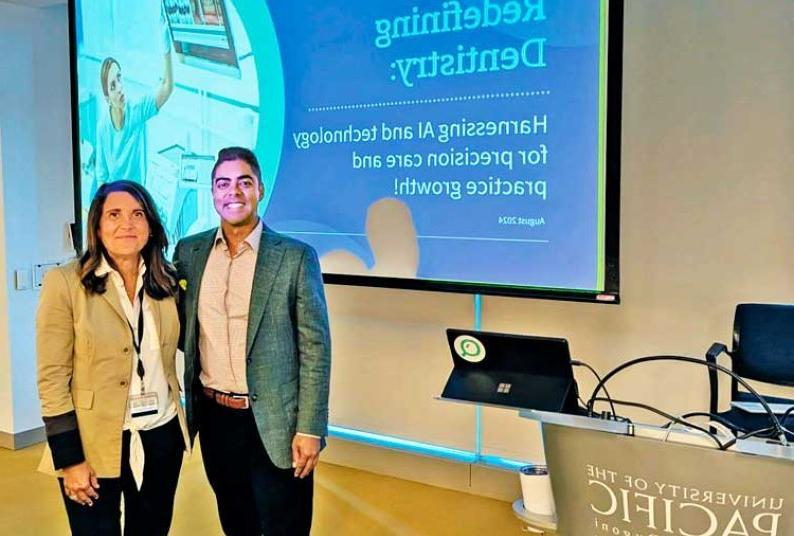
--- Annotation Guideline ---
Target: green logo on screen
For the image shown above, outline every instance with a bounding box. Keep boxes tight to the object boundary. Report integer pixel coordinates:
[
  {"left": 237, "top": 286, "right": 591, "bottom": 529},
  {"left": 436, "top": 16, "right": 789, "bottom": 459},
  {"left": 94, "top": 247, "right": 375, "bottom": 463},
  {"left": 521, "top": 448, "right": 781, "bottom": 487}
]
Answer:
[{"left": 454, "top": 335, "right": 486, "bottom": 363}]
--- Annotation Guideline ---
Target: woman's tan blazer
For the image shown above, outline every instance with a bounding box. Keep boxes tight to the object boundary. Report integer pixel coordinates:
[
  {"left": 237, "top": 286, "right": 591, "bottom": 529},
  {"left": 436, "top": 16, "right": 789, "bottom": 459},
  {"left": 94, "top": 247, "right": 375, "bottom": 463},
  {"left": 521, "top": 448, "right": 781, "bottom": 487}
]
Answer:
[{"left": 36, "top": 260, "right": 189, "bottom": 478}]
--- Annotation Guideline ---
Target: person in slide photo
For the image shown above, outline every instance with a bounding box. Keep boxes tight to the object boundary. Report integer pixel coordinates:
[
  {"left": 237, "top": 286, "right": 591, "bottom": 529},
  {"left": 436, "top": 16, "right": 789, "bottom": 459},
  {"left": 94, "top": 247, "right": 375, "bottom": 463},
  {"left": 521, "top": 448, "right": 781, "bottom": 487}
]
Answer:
[{"left": 94, "top": 6, "right": 174, "bottom": 189}]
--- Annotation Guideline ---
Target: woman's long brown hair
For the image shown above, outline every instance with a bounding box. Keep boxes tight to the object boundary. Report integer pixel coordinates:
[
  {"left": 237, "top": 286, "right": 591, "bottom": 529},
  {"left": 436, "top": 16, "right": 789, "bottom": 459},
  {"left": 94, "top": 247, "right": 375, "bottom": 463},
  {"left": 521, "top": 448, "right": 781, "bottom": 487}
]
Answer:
[{"left": 80, "top": 180, "right": 176, "bottom": 299}]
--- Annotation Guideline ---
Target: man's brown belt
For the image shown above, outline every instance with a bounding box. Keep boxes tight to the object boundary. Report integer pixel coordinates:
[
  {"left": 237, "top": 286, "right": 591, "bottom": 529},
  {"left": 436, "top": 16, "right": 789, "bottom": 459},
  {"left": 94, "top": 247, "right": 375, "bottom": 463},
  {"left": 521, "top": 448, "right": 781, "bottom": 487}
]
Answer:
[{"left": 202, "top": 386, "right": 250, "bottom": 410}]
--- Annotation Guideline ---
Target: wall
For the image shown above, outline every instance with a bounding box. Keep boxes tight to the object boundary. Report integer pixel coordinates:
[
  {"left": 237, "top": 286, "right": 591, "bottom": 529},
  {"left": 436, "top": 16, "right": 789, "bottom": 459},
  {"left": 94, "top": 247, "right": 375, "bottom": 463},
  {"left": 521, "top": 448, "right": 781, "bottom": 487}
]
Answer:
[
  {"left": 0, "top": 1, "right": 74, "bottom": 444},
  {"left": 0, "top": 128, "right": 11, "bottom": 436}
]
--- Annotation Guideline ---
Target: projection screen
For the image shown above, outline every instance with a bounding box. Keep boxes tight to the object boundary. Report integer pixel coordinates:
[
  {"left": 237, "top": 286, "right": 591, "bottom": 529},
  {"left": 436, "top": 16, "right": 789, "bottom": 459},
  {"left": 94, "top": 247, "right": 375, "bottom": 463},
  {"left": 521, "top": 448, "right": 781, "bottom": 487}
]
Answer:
[{"left": 69, "top": 0, "right": 622, "bottom": 302}]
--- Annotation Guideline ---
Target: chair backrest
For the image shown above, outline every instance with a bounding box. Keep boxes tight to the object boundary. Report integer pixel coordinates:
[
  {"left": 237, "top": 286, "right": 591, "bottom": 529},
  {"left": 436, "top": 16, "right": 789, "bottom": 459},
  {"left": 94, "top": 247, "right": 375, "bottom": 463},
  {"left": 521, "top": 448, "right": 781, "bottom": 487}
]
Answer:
[{"left": 732, "top": 303, "right": 794, "bottom": 386}]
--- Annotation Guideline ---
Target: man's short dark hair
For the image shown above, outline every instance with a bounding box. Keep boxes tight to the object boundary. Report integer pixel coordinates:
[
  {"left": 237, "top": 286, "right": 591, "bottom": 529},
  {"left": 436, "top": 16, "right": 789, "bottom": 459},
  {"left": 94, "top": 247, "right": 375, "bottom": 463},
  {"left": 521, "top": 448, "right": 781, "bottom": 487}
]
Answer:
[{"left": 212, "top": 146, "right": 262, "bottom": 183}]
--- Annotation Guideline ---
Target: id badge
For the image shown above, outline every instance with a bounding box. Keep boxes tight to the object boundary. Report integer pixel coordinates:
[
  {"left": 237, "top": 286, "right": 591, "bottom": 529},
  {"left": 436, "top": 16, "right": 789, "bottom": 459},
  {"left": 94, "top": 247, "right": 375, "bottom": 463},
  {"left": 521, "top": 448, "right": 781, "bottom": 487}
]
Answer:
[{"left": 129, "top": 392, "right": 159, "bottom": 418}]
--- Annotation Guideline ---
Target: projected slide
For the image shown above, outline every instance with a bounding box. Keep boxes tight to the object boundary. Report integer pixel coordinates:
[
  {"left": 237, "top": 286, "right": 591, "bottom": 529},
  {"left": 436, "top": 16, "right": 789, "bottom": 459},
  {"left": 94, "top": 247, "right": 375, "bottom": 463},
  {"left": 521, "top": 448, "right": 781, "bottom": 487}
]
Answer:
[{"left": 72, "top": 0, "right": 616, "bottom": 296}]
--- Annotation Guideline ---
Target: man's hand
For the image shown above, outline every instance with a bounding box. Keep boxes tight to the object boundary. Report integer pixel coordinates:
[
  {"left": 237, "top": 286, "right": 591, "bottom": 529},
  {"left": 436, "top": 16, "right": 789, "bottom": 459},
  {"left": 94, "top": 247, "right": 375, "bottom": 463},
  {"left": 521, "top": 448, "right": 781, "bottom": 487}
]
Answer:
[
  {"left": 291, "top": 435, "right": 320, "bottom": 479},
  {"left": 62, "top": 461, "right": 100, "bottom": 506}
]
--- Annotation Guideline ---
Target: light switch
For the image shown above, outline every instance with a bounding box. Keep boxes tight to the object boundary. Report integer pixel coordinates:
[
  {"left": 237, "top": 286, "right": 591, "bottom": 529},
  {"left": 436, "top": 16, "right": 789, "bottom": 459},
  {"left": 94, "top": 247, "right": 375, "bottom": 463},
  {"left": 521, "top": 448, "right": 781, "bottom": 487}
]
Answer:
[{"left": 14, "top": 269, "right": 31, "bottom": 290}]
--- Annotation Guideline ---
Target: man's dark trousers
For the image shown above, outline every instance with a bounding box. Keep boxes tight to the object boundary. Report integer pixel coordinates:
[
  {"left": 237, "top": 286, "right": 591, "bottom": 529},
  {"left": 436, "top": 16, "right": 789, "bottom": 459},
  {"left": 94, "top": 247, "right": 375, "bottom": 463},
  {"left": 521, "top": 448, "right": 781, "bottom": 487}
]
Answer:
[{"left": 199, "top": 396, "right": 313, "bottom": 536}]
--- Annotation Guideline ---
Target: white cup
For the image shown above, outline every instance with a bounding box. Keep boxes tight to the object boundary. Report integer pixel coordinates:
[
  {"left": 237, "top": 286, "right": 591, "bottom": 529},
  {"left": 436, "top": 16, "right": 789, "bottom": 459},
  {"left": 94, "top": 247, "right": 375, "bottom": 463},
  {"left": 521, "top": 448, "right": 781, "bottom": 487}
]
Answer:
[{"left": 519, "top": 465, "right": 556, "bottom": 517}]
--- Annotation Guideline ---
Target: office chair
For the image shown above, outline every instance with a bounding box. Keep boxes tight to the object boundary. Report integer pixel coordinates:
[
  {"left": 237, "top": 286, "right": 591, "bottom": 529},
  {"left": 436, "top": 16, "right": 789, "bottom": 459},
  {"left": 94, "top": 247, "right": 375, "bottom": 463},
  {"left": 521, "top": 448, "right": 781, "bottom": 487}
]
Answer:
[{"left": 706, "top": 303, "right": 794, "bottom": 441}]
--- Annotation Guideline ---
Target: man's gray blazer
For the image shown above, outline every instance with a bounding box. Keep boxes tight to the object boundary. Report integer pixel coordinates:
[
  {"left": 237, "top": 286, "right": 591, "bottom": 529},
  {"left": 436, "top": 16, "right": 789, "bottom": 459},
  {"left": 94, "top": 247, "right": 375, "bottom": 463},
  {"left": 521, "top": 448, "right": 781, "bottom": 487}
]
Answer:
[{"left": 173, "top": 224, "right": 331, "bottom": 469}]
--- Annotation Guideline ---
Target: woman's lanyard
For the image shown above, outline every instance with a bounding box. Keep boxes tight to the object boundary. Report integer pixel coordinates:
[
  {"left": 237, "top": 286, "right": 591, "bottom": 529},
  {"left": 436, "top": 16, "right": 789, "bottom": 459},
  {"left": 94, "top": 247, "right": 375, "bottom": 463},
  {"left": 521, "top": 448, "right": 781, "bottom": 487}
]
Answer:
[{"left": 127, "top": 287, "right": 146, "bottom": 394}]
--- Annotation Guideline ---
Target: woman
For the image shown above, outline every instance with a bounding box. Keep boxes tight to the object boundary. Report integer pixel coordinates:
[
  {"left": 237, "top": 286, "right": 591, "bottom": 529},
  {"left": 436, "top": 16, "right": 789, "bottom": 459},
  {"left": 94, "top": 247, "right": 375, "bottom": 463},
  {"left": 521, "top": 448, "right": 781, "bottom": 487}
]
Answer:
[
  {"left": 37, "top": 181, "right": 189, "bottom": 535},
  {"left": 94, "top": 13, "right": 173, "bottom": 188}
]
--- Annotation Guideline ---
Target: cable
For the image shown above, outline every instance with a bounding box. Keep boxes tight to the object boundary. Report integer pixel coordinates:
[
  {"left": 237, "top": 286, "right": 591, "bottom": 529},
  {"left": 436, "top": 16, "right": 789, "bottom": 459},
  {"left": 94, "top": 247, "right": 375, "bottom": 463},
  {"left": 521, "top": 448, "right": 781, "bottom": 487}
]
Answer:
[
  {"left": 720, "top": 425, "right": 789, "bottom": 450},
  {"left": 672, "top": 411, "right": 748, "bottom": 433},
  {"left": 662, "top": 412, "right": 734, "bottom": 449},
  {"left": 663, "top": 412, "right": 794, "bottom": 451},
  {"left": 717, "top": 421, "right": 794, "bottom": 451},
  {"left": 571, "top": 360, "right": 617, "bottom": 418},
  {"left": 585, "top": 355, "right": 789, "bottom": 447},
  {"left": 677, "top": 409, "right": 794, "bottom": 446},
  {"left": 590, "top": 397, "right": 726, "bottom": 449}
]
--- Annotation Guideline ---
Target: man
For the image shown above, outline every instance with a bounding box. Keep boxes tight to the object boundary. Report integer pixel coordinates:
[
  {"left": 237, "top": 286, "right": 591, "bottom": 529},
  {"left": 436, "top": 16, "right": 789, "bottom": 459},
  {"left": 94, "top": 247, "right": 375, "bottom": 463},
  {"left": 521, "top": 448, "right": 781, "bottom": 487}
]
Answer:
[{"left": 173, "top": 147, "right": 331, "bottom": 535}]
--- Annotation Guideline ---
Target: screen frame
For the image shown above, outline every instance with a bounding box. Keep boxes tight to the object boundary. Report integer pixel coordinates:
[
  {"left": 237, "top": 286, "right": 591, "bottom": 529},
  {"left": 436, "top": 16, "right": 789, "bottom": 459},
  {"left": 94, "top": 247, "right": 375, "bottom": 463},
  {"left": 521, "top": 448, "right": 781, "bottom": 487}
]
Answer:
[{"left": 67, "top": 0, "right": 623, "bottom": 305}]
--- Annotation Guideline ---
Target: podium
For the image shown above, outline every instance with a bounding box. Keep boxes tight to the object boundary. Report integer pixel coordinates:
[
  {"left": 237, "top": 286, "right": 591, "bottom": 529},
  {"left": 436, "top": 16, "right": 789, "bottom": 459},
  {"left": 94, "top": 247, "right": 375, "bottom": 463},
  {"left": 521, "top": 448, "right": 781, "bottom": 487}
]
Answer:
[
  {"left": 436, "top": 333, "right": 794, "bottom": 534},
  {"left": 516, "top": 409, "right": 794, "bottom": 535}
]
